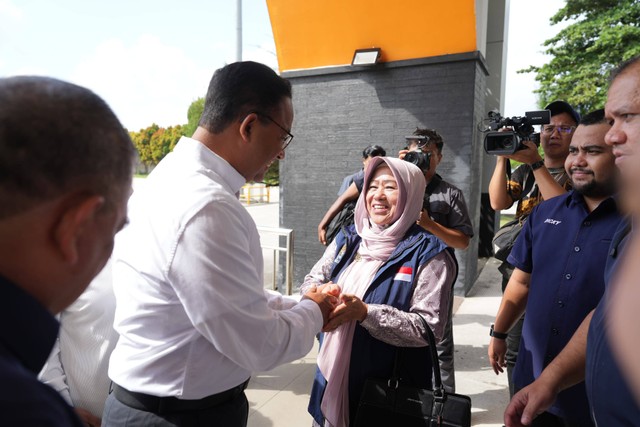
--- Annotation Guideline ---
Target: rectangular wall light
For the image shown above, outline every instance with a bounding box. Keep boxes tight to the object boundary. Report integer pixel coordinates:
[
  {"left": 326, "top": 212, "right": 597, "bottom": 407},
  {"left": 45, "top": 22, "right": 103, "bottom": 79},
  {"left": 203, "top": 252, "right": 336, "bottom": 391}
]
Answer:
[{"left": 351, "top": 48, "right": 381, "bottom": 66}]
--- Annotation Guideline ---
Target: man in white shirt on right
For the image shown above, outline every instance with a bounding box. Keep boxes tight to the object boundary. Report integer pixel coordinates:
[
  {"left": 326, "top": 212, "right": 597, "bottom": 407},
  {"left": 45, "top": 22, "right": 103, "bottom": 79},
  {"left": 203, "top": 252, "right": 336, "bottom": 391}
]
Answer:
[{"left": 103, "top": 61, "right": 337, "bottom": 427}]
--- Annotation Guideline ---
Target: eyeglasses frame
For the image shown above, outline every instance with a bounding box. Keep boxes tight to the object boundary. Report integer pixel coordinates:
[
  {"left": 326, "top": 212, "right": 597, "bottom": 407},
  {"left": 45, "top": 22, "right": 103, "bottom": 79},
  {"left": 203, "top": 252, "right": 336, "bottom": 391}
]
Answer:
[
  {"left": 253, "top": 112, "right": 294, "bottom": 150},
  {"left": 541, "top": 124, "right": 576, "bottom": 135}
]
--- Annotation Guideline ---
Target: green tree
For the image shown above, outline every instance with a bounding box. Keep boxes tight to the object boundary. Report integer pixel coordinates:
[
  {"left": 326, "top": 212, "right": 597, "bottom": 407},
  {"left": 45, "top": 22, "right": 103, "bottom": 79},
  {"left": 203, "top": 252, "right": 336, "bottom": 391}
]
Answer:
[
  {"left": 523, "top": 0, "right": 640, "bottom": 113},
  {"left": 130, "top": 124, "right": 185, "bottom": 172},
  {"left": 263, "top": 160, "right": 279, "bottom": 186},
  {"left": 130, "top": 123, "right": 159, "bottom": 172},
  {"left": 149, "top": 125, "right": 185, "bottom": 164},
  {"left": 184, "top": 97, "right": 204, "bottom": 137}
]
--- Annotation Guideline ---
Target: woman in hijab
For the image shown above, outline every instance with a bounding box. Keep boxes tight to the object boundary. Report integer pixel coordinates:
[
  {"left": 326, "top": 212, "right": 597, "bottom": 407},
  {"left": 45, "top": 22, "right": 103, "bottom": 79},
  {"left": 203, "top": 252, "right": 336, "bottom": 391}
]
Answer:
[{"left": 302, "top": 156, "right": 457, "bottom": 427}]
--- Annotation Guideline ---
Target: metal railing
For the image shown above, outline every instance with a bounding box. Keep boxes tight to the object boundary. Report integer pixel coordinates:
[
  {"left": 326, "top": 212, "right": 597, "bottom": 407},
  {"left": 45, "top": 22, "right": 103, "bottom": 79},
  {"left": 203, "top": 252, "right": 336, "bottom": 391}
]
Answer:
[{"left": 257, "top": 226, "right": 294, "bottom": 295}]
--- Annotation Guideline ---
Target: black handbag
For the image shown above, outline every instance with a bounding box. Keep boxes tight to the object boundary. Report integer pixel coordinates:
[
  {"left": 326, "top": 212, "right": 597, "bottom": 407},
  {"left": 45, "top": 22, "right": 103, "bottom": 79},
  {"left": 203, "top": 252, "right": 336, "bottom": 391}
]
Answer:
[
  {"left": 492, "top": 216, "right": 524, "bottom": 262},
  {"left": 353, "top": 314, "right": 471, "bottom": 427}
]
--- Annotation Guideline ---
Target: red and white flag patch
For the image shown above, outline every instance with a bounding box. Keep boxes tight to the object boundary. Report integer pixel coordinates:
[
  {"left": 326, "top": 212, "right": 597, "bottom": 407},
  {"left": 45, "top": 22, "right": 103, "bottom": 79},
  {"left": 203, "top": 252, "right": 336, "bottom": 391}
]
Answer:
[{"left": 394, "top": 266, "right": 413, "bottom": 282}]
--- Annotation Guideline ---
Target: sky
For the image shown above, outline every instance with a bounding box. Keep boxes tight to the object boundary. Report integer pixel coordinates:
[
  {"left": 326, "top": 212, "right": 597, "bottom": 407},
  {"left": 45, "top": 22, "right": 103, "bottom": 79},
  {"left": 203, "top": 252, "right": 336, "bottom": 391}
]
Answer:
[{"left": 0, "top": 0, "right": 567, "bottom": 131}]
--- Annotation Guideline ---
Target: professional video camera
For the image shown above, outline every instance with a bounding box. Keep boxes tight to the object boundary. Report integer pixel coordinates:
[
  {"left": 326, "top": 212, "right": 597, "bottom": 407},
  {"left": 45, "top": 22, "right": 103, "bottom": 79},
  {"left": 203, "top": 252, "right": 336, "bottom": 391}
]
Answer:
[
  {"left": 403, "top": 135, "right": 431, "bottom": 173},
  {"left": 480, "top": 110, "right": 551, "bottom": 155}
]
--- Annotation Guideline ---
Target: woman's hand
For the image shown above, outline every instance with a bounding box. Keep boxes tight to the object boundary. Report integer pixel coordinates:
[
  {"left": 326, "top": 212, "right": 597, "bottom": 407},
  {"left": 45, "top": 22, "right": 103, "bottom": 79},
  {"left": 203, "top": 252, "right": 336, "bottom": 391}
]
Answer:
[
  {"left": 322, "top": 293, "right": 368, "bottom": 332},
  {"left": 317, "top": 282, "right": 341, "bottom": 297}
]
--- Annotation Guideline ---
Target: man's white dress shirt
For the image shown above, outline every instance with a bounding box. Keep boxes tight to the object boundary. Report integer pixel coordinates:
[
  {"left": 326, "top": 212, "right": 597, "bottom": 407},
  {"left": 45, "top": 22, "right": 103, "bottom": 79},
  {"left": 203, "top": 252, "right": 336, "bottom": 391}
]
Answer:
[
  {"left": 108, "top": 137, "right": 322, "bottom": 399},
  {"left": 39, "top": 262, "right": 117, "bottom": 418}
]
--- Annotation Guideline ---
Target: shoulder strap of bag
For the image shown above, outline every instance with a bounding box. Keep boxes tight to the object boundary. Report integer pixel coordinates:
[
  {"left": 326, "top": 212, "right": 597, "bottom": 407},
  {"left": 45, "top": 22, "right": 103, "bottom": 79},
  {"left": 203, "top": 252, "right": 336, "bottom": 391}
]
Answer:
[
  {"left": 416, "top": 313, "right": 443, "bottom": 389},
  {"left": 389, "top": 313, "right": 443, "bottom": 390},
  {"left": 425, "top": 174, "right": 442, "bottom": 198},
  {"left": 506, "top": 160, "right": 536, "bottom": 201}
]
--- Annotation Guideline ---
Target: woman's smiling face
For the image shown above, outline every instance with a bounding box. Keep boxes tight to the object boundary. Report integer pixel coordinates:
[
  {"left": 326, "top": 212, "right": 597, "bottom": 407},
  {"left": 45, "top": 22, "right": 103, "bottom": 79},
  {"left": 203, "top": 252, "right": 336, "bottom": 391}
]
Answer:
[{"left": 365, "top": 165, "right": 399, "bottom": 226}]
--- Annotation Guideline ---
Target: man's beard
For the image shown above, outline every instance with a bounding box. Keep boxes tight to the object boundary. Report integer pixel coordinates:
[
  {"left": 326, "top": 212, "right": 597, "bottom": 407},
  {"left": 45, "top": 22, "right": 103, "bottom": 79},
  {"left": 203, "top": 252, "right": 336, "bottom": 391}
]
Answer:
[{"left": 572, "top": 173, "right": 616, "bottom": 199}]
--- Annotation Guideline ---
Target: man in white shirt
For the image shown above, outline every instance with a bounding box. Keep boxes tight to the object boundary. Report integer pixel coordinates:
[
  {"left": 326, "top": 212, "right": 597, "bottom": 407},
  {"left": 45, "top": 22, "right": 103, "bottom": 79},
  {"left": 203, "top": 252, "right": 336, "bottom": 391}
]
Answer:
[
  {"left": 39, "top": 261, "right": 117, "bottom": 426},
  {"left": 103, "top": 61, "right": 337, "bottom": 427}
]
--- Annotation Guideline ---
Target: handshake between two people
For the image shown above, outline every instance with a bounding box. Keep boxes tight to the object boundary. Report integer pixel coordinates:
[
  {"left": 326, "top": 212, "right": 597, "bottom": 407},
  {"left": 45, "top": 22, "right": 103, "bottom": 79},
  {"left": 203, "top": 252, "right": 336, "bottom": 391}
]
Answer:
[{"left": 302, "top": 282, "right": 368, "bottom": 333}]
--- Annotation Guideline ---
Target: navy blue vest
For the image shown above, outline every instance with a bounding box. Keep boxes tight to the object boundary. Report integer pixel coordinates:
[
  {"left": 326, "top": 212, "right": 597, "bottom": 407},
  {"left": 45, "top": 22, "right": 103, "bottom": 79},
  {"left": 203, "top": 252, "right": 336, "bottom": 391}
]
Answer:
[{"left": 308, "top": 224, "right": 453, "bottom": 425}]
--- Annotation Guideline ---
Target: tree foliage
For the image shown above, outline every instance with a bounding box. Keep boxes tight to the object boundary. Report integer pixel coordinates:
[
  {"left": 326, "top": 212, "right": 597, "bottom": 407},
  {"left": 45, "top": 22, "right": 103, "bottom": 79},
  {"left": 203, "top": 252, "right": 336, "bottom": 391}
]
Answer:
[
  {"left": 184, "top": 97, "right": 205, "bottom": 137},
  {"left": 130, "top": 124, "right": 185, "bottom": 172},
  {"left": 522, "top": 0, "right": 640, "bottom": 114},
  {"left": 129, "top": 97, "right": 280, "bottom": 185},
  {"left": 263, "top": 160, "right": 280, "bottom": 186}
]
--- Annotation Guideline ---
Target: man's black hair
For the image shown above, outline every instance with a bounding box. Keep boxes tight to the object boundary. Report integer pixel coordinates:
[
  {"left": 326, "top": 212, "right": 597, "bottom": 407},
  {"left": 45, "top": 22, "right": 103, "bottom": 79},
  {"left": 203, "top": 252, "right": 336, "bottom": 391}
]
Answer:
[
  {"left": 610, "top": 55, "right": 640, "bottom": 83},
  {"left": 411, "top": 127, "right": 444, "bottom": 153},
  {"left": 199, "top": 61, "right": 292, "bottom": 134},
  {"left": 0, "top": 76, "right": 136, "bottom": 219},
  {"left": 579, "top": 109, "right": 607, "bottom": 126},
  {"left": 362, "top": 145, "right": 386, "bottom": 158}
]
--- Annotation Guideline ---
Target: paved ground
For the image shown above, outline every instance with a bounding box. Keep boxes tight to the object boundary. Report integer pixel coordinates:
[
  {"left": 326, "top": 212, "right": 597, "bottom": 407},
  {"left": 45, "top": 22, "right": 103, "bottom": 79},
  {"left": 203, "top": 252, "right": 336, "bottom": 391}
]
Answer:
[{"left": 244, "top": 190, "right": 510, "bottom": 427}]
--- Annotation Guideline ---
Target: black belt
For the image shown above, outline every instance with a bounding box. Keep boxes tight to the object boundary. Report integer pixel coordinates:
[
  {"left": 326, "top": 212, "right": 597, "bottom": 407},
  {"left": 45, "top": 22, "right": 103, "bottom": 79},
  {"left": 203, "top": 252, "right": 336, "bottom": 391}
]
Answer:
[{"left": 112, "top": 380, "right": 249, "bottom": 414}]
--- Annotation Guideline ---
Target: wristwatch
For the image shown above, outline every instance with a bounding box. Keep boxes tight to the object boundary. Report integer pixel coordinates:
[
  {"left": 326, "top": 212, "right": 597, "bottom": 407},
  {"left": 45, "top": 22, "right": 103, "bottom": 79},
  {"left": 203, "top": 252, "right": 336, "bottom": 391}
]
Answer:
[
  {"left": 490, "top": 324, "right": 508, "bottom": 340},
  {"left": 530, "top": 160, "right": 545, "bottom": 171}
]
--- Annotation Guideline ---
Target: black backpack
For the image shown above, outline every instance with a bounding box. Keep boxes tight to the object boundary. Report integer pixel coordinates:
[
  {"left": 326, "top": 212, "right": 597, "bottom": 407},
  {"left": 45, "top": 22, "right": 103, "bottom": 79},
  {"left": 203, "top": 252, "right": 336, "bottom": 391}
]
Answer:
[{"left": 324, "top": 200, "right": 356, "bottom": 245}]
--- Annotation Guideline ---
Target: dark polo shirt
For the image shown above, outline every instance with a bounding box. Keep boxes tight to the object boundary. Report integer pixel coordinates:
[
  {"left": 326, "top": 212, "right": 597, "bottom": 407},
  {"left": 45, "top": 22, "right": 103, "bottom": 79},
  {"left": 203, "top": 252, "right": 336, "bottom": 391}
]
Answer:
[
  {"left": 586, "top": 219, "right": 640, "bottom": 424},
  {"left": 508, "top": 191, "right": 622, "bottom": 425},
  {"left": 0, "top": 275, "right": 83, "bottom": 426}
]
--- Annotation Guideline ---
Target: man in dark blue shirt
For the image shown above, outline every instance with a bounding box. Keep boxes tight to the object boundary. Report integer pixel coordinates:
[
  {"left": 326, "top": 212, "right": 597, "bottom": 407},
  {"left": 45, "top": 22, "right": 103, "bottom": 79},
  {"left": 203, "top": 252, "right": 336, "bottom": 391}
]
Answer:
[
  {"left": 584, "top": 220, "right": 639, "bottom": 425},
  {"left": 489, "top": 108, "right": 621, "bottom": 426},
  {"left": 502, "top": 55, "right": 640, "bottom": 427},
  {"left": 0, "top": 77, "right": 135, "bottom": 425}
]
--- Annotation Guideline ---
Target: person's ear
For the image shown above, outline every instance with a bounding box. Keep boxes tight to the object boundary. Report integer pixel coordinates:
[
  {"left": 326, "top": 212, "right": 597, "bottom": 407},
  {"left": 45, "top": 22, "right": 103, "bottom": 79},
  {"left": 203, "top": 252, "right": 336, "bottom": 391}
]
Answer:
[
  {"left": 239, "top": 113, "right": 259, "bottom": 143},
  {"left": 53, "top": 195, "right": 105, "bottom": 265}
]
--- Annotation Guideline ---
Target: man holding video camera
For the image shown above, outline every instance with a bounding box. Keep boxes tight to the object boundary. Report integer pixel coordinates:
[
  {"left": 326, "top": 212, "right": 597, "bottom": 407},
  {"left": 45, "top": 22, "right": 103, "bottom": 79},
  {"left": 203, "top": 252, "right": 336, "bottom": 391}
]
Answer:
[
  {"left": 489, "top": 101, "right": 580, "bottom": 223},
  {"left": 487, "top": 101, "right": 579, "bottom": 397},
  {"left": 399, "top": 127, "right": 474, "bottom": 393}
]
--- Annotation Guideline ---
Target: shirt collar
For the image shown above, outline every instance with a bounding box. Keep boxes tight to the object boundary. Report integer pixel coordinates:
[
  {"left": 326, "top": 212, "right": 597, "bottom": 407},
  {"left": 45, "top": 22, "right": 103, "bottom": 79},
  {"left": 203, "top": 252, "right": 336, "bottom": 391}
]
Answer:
[
  {"left": 175, "top": 136, "right": 247, "bottom": 195},
  {"left": 566, "top": 190, "right": 618, "bottom": 213},
  {"left": 0, "top": 275, "right": 59, "bottom": 374}
]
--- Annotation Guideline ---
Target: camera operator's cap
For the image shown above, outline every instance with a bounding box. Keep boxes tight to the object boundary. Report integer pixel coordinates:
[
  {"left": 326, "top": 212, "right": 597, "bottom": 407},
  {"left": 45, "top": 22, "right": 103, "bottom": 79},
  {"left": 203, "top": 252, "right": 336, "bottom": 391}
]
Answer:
[{"left": 544, "top": 100, "right": 581, "bottom": 124}]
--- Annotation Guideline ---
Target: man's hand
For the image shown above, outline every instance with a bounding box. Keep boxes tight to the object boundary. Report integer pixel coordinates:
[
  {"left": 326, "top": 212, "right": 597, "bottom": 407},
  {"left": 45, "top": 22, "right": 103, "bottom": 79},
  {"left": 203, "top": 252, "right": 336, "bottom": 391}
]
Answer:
[
  {"left": 416, "top": 208, "right": 433, "bottom": 229},
  {"left": 322, "top": 294, "right": 368, "bottom": 332},
  {"left": 504, "top": 140, "right": 542, "bottom": 165},
  {"left": 397, "top": 149, "right": 409, "bottom": 160},
  {"left": 488, "top": 336, "right": 507, "bottom": 374},
  {"left": 318, "top": 224, "right": 328, "bottom": 245},
  {"left": 75, "top": 407, "right": 101, "bottom": 427},
  {"left": 302, "top": 286, "right": 339, "bottom": 325},
  {"left": 504, "top": 379, "right": 558, "bottom": 427}
]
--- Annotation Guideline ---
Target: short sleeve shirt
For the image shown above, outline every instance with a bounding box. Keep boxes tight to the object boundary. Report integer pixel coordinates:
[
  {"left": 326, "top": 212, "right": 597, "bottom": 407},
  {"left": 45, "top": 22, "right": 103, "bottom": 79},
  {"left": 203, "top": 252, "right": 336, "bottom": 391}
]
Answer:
[
  {"left": 507, "top": 192, "right": 622, "bottom": 424},
  {"left": 426, "top": 178, "right": 474, "bottom": 238},
  {"left": 338, "top": 170, "right": 364, "bottom": 196},
  {"left": 508, "top": 164, "right": 571, "bottom": 219},
  {"left": 351, "top": 170, "right": 365, "bottom": 193}
]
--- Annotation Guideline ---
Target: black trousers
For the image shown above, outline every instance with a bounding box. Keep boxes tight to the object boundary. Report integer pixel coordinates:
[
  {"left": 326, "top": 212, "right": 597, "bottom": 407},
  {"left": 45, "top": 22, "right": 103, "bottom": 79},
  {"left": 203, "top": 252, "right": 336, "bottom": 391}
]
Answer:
[{"left": 102, "top": 391, "right": 249, "bottom": 427}]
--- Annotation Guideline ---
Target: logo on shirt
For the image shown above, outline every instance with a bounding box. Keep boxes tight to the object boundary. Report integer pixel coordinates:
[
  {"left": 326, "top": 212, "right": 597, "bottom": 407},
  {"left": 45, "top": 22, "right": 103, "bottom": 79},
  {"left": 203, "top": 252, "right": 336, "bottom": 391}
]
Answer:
[
  {"left": 544, "top": 218, "right": 562, "bottom": 225},
  {"left": 394, "top": 266, "right": 413, "bottom": 282}
]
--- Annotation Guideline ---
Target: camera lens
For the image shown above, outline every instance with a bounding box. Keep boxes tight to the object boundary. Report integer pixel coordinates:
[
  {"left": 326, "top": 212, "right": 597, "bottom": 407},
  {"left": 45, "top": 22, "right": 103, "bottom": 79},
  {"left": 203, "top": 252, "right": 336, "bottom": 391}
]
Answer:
[{"left": 403, "top": 150, "right": 431, "bottom": 173}]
